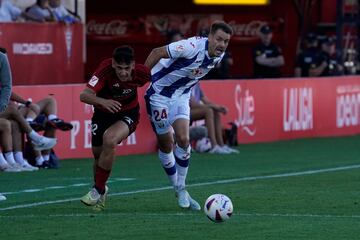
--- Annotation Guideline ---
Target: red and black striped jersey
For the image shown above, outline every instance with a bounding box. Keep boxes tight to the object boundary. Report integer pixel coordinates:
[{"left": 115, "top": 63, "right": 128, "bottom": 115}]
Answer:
[{"left": 87, "top": 58, "right": 150, "bottom": 112}]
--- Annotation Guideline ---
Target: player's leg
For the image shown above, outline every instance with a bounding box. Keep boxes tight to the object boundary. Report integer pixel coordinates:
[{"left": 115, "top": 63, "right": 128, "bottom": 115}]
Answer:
[
  {"left": 145, "top": 95, "right": 179, "bottom": 190},
  {"left": 171, "top": 98, "right": 201, "bottom": 210}
]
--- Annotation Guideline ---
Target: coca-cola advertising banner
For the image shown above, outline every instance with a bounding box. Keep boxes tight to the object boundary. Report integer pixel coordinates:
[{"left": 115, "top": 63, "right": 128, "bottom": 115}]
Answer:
[
  {"left": 0, "top": 23, "right": 84, "bottom": 85},
  {"left": 87, "top": 14, "right": 284, "bottom": 43},
  {"left": 13, "top": 76, "right": 360, "bottom": 159}
]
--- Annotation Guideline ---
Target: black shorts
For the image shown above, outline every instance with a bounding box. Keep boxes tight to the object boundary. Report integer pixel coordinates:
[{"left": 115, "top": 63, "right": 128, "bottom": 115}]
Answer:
[{"left": 91, "top": 106, "right": 140, "bottom": 146}]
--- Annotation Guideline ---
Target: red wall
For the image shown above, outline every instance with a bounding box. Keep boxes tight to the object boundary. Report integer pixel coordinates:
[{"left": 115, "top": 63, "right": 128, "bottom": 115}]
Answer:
[{"left": 13, "top": 77, "right": 360, "bottom": 159}]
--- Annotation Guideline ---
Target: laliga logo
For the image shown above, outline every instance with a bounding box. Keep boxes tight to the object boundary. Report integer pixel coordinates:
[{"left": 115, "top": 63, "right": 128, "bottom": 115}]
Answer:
[
  {"left": 283, "top": 88, "right": 313, "bottom": 131},
  {"left": 234, "top": 84, "right": 256, "bottom": 136}
]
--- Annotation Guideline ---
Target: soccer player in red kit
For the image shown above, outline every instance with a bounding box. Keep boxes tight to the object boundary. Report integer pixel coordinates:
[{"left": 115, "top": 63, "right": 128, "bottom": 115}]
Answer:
[{"left": 80, "top": 46, "right": 150, "bottom": 210}]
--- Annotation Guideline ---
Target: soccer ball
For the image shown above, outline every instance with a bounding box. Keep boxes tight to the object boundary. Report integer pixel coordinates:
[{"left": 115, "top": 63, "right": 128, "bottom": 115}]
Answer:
[
  {"left": 204, "top": 194, "right": 233, "bottom": 223},
  {"left": 195, "top": 137, "right": 212, "bottom": 153}
]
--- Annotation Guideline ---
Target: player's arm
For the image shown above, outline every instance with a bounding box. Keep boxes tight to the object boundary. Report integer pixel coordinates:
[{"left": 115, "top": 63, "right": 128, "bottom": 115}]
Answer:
[
  {"left": 80, "top": 87, "right": 122, "bottom": 113},
  {"left": 145, "top": 46, "right": 169, "bottom": 69}
]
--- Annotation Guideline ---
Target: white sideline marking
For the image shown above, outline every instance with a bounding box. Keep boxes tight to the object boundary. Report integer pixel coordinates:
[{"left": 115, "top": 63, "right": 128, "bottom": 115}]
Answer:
[
  {"left": 0, "top": 164, "right": 359, "bottom": 211},
  {"left": 0, "top": 212, "right": 359, "bottom": 219},
  {"left": 2, "top": 178, "right": 135, "bottom": 195}
]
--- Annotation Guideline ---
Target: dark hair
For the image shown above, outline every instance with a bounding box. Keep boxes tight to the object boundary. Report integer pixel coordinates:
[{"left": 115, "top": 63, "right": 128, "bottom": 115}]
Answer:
[
  {"left": 0, "top": 47, "right": 7, "bottom": 54},
  {"left": 112, "top": 45, "right": 134, "bottom": 64},
  {"left": 210, "top": 21, "right": 233, "bottom": 36}
]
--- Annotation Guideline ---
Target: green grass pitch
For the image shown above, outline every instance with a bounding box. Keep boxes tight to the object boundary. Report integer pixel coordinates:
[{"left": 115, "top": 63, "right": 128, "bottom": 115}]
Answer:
[{"left": 0, "top": 135, "right": 360, "bottom": 240}]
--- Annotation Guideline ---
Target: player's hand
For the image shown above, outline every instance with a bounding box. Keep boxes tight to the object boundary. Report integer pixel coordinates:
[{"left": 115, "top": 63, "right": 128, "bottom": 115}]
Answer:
[{"left": 99, "top": 99, "right": 122, "bottom": 113}]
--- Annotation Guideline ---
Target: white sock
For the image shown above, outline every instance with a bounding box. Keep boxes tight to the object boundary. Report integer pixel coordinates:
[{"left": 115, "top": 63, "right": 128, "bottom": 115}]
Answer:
[
  {"left": 174, "top": 144, "right": 191, "bottom": 190},
  {"left": 26, "top": 117, "right": 34, "bottom": 122},
  {"left": 14, "top": 151, "right": 25, "bottom": 165},
  {"left": 28, "top": 130, "right": 42, "bottom": 142},
  {"left": 43, "top": 154, "right": 50, "bottom": 161},
  {"left": 4, "top": 152, "right": 16, "bottom": 165},
  {"left": 48, "top": 114, "right": 57, "bottom": 121},
  {"left": 158, "top": 150, "right": 177, "bottom": 189},
  {"left": 36, "top": 155, "right": 45, "bottom": 165},
  {"left": 0, "top": 153, "right": 8, "bottom": 165}
]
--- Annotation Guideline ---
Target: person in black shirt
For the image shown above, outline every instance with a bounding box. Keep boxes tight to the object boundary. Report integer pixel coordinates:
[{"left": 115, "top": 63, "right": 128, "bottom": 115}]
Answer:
[
  {"left": 295, "top": 33, "right": 324, "bottom": 77},
  {"left": 252, "top": 25, "right": 284, "bottom": 78},
  {"left": 316, "top": 36, "right": 343, "bottom": 76}
]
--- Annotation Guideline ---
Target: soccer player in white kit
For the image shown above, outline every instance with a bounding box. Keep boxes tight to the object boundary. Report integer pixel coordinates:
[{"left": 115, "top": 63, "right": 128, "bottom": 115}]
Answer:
[{"left": 144, "top": 21, "right": 233, "bottom": 210}]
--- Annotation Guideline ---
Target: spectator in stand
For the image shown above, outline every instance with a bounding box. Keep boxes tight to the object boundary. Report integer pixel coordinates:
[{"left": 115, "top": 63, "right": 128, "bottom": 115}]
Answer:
[
  {"left": 190, "top": 82, "right": 239, "bottom": 154},
  {"left": 314, "top": 36, "right": 343, "bottom": 77},
  {"left": 0, "top": 0, "right": 21, "bottom": 22},
  {"left": 49, "top": 0, "right": 80, "bottom": 23},
  {"left": 166, "top": 30, "right": 183, "bottom": 44},
  {"left": 295, "top": 33, "right": 324, "bottom": 77},
  {"left": 26, "top": 0, "right": 55, "bottom": 22},
  {"left": 0, "top": 103, "right": 57, "bottom": 153},
  {"left": 0, "top": 0, "right": 40, "bottom": 22},
  {"left": 252, "top": 25, "right": 284, "bottom": 78},
  {"left": 12, "top": 92, "right": 72, "bottom": 168},
  {"left": 0, "top": 116, "right": 38, "bottom": 172}
]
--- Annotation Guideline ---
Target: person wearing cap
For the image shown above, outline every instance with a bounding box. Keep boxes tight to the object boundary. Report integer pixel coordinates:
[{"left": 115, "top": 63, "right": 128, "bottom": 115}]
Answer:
[
  {"left": 295, "top": 32, "right": 324, "bottom": 77},
  {"left": 319, "top": 36, "right": 343, "bottom": 76},
  {"left": 252, "top": 25, "right": 284, "bottom": 78}
]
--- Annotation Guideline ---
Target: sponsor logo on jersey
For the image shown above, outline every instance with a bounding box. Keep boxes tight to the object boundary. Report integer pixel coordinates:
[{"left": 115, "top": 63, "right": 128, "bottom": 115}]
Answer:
[
  {"left": 175, "top": 44, "right": 185, "bottom": 52},
  {"left": 89, "top": 75, "right": 99, "bottom": 87}
]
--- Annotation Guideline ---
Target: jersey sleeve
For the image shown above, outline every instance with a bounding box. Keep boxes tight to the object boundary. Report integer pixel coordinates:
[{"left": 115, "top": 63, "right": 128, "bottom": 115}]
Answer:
[
  {"left": 167, "top": 38, "right": 198, "bottom": 59},
  {"left": 133, "top": 64, "right": 151, "bottom": 87},
  {"left": 86, "top": 61, "right": 108, "bottom": 93}
]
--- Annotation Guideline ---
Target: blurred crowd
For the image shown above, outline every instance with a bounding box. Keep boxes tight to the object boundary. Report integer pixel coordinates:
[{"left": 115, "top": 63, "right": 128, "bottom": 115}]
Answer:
[{"left": 0, "top": 0, "right": 80, "bottom": 23}]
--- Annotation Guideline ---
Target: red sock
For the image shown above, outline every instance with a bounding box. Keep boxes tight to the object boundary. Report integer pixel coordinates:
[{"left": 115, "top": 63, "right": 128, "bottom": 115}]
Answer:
[{"left": 94, "top": 165, "right": 111, "bottom": 194}]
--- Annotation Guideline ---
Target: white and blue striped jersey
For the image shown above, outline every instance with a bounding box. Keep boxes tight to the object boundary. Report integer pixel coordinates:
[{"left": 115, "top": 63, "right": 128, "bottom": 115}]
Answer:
[{"left": 146, "top": 37, "right": 224, "bottom": 99}]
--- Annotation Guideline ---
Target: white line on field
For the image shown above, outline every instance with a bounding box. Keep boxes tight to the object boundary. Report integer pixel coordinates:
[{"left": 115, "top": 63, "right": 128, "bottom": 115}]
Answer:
[
  {"left": 0, "top": 164, "right": 359, "bottom": 211},
  {"left": 0, "top": 212, "right": 359, "bottom": 219},
  {"left": 1, "top": 178, "right": 135, "bottom": 195}
]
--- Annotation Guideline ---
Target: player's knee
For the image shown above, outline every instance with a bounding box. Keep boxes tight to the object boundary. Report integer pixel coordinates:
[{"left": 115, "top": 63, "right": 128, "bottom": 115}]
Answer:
[
  {"left": 176, "top": 135, "right": 189, "bottom": 148},
  {"left": 102, "top": 134, "right": 118, "bottom": 149},
  {"left": 158, "top": 139, "right": 174, "bottom": 153}
]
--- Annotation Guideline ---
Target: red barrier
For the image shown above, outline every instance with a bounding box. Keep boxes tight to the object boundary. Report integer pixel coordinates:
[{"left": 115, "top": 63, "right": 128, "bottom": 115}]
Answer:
[
  {"left": 0, "top": 23, "right": 84, "bottom": 85},
  {"left": 13, "top": 76, "right": 360, "bottom": 159}
]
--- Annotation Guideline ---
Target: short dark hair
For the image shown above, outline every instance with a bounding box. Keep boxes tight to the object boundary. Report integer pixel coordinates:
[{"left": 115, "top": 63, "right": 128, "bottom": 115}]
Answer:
[
  {"left": 0, "top": 47, "right": 7, "bottom": 54},
  {"left": 112, "top": 46, "right": 134, "bottom": 64},
  {"left": 210, "top": 21, "right": 233, "bottom": 36}
]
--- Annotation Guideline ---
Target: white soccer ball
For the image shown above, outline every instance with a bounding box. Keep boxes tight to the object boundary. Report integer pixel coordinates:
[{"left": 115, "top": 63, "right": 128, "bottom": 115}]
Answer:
[
  {"left": 195, "top": 137, "right": 212, "bottom": 153},
  {"left": 204, "top": 194, "right": 233, "bottom": 223}
]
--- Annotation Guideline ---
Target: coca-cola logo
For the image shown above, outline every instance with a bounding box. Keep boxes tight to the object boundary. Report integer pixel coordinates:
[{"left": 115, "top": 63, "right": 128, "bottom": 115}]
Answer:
[
  {"left": 86, "top": 20, "right": 128, "bottom": 36},
  {"left": 228, "top": 20, "right": 267, "bottom": 37}
]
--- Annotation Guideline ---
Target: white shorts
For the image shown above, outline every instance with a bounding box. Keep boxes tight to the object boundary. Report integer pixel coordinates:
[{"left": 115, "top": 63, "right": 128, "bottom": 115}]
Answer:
[{"left": 145, "top": 93, "right": 190, "bottom": 135}]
